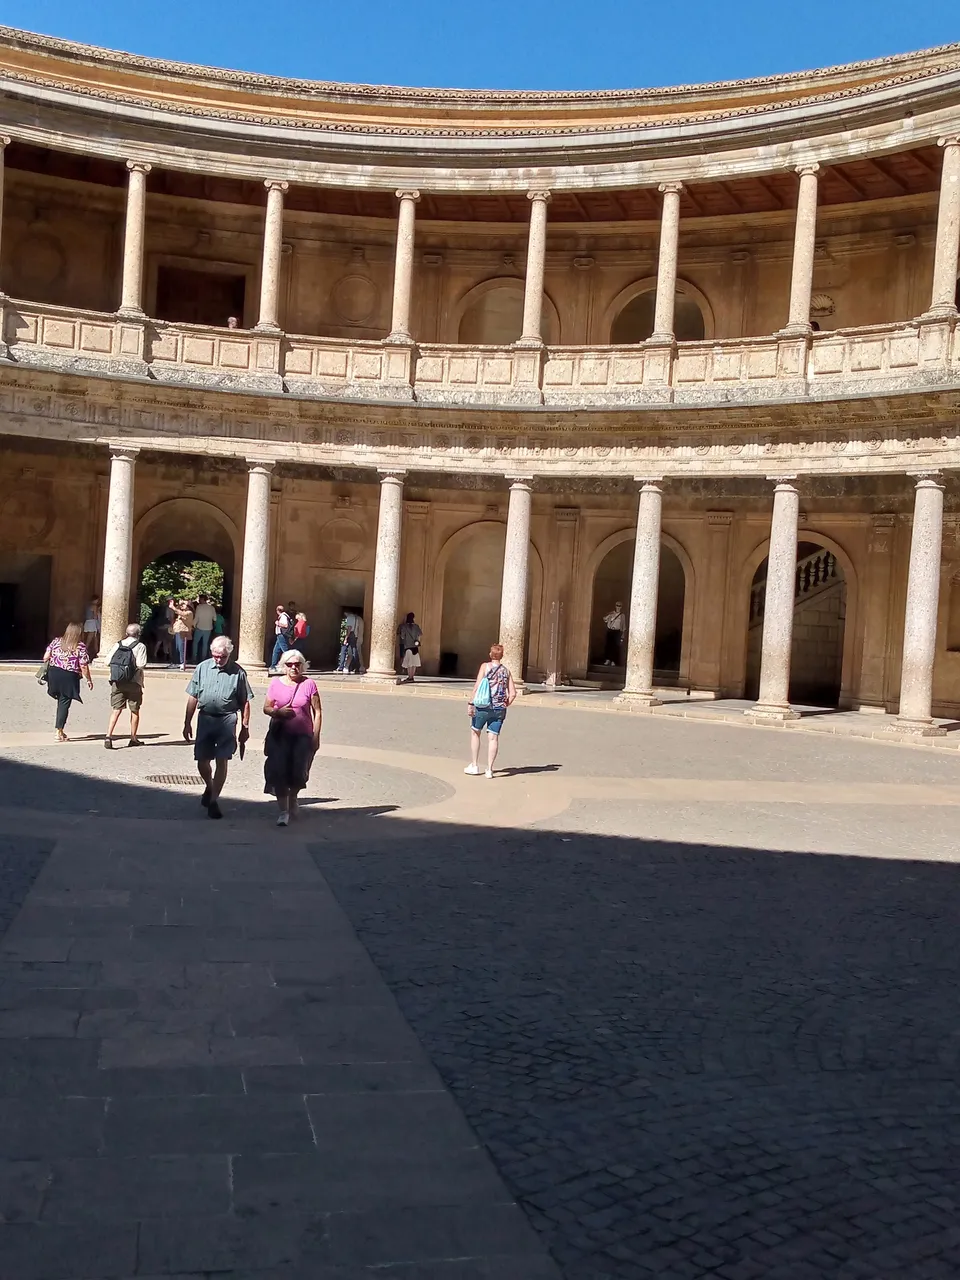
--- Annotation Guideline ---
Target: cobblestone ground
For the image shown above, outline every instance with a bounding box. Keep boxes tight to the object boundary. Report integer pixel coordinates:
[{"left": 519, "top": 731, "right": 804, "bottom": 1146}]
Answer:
[{"left": 312, "top": 829, "right": 960, "bottom": 1280}]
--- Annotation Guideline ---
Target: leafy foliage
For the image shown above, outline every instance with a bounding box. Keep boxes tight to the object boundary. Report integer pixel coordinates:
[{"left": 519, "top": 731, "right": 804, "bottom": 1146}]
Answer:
[{"left": 138, "top": 555, "right": 225, "bottom": 626}]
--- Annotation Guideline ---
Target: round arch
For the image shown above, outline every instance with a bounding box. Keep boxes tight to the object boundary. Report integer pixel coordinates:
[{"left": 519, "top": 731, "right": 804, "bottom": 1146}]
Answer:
[
  {"left": 133, "top": 498, "right": 243, "bottom": 633},
  {"left": 582, "top": 526, "right": 696, "bottom": 685},
  {"left": 454, "top": 277, "right": 562, "bottom": 346},
  {"left": 735, "top": 527, "right": 859, "bottom": 706},
  {"left": 600, "top": 276, "right": 716, "bottom": 344},
  {"left": 430, "top": 519, "right": 544, "bottom": 678}
]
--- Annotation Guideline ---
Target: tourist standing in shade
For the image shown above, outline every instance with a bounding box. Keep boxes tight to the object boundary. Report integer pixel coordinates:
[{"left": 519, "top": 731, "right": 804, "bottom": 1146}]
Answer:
[
  {"left": 263, "top": 649, "right": 322, "bottom": 827},
  {"left": 42, "top": 622, "right": 93, "bottom": 743},
  {"left": 192, "top": 594, "right": 217, "bottom": 664},
  {"left": 602, "top": 601, "right": 626, "bottom": 667},
  {"left": 465, "top": 642, "right": 517, "bottom": 779},
  {"left": 397, "top": 612, "right": 423, "bottom": 684},
  {"left": 183, "top": 636, "right": 253, "bottom": 821},
  {"left": 171, "top": 599, "right": 194, "bottom": 671},
  {"left": 103, "top": 623, "right": 148, "bottom": 749},
  {"left": 81, "top": 597, "right": 101, "bottom": 659}
]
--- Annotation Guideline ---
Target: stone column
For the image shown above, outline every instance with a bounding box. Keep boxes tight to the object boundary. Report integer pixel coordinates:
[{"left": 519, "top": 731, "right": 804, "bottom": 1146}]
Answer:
[
  {"left": 118, "top": 161, "right": 152, "bottom": 317},
  {"left": 895, "top": 474, "right": 946, "bottom": 734},
  {"left": 925, "top": 136, "right": 960, "bottom": 319},
  {"left": 256, "top": 180, "right": 288, "bottom": 332},
  {"left": 0, "top": 135, "right": 11, "bottom": 293},
  {"left": 499, "top": 478, "right": 534, "bottom": 683},
  {"left": 387, "top": 190, "right": 420, "bottom": 341},
  {"left": 649, "top": 183, "right": 683, "bottom": 344},
  {"left": 237, "top": 460, "right": 275, "bottom": 669},
  {"left": 617, "top": 480, "right": 664, "bottom": 706},
  {"left": 98, "top": 446, "right": 139, "bottom": 659},
  {"left": 518, "top": 190, "right": 551, "bottom": 345},
  {"left": 747, "top": 479, "right": 801, "bottom": 721},
  {"left": 782, "top": 164, "right": 820, "bottom": 335},
  {"left": 365, "top": 471, "right": 406, "bottom": 682}
]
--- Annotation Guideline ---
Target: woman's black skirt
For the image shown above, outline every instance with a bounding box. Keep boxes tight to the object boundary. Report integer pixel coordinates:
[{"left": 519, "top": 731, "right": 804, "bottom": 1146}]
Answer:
[
  {"left": 263, "top": 726, "right": 315, "bottom": 795},
  {"left": 46, "top": 665, "right": 81, "bottom": 703}
]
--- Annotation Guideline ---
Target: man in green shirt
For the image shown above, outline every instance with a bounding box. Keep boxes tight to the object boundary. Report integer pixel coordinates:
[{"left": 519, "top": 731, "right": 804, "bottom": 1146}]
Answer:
[{"left": 183, "top": 635, "right": 253, "bottom": 820}]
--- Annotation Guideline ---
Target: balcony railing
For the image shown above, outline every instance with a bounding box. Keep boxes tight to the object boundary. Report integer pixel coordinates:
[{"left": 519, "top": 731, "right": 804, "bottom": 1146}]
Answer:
[{"left": 3, "top": 297, "right": 958, "bottom": 410}]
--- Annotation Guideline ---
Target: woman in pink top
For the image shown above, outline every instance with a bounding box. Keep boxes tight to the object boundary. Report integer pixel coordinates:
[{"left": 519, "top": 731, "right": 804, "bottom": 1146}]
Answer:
[{"left": 262, "top": 648, "right": 322, "bottom": 827}]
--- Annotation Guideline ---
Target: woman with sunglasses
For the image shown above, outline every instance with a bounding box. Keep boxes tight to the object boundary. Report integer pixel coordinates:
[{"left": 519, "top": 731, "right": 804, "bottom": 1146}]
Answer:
[{"left": 262, "top": 648, "right": 322, "bottom": 826}]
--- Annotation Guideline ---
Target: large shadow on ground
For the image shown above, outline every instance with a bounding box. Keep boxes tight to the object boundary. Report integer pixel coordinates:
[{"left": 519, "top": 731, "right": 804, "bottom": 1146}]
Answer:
[{"left": 1, "top": 753, "right": 960, "bottom": 1278}]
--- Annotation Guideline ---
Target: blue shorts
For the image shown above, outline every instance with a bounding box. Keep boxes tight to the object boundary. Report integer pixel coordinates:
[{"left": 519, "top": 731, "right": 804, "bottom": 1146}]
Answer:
[
  {"left": 471, "top": 706, "right": 506, "bottom": 735},
  {"left": 194, "top": 711, "right": 237, "bottom": 761}
]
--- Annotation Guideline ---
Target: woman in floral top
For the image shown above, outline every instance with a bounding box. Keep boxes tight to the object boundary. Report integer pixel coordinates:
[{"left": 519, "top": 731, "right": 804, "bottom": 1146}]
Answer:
[{"left": 43, "top": 622, "right": 93, "bottom": 742}]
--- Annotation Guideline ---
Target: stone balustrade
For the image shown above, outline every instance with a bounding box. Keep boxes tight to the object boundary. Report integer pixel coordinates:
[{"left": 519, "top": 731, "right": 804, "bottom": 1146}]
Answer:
[{"left": 3, "top": 296, "right": 959, "bottom": 411}]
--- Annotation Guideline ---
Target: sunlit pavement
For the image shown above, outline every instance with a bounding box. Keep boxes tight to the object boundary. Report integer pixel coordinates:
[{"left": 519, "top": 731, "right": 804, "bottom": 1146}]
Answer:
[{"left": 2, "top": 671, "right": 960, "bottom": 1277}]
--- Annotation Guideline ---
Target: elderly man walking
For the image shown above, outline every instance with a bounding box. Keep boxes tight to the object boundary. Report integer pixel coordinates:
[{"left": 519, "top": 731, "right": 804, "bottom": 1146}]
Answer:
[
  {"left": 183, "top": 635, "right": 253, "bottom": 820},
  {"left": 104, "top": 623, "right": 148, "bottom": 749}
]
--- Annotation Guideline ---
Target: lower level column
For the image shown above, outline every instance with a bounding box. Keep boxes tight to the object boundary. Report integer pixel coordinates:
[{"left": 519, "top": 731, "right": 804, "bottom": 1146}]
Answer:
[
  {"left": 499, "top": 478, "right": 534, "bottom": 684},
  {"left": 616, "top": 480, "right": 663, "bottom": 707},
  {"left": 895, "top": 473, "right": 946, "bottom": 735},
  {"left": 237, "top": 460, "right": 275, "bottom": 670},
  {"left": 364, "top": 471, "right": 406, "bottom": 682},
  {"left": 747, "top": 479, "right": 801, "bottom": 722},
  {"left": 98, "top": 446, "right": 139, "bottom": 660}
]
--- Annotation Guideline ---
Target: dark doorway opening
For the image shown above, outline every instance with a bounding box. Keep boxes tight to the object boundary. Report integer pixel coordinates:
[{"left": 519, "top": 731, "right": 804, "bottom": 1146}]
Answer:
[
  {"left": 155, "top": 265, "right": 246, "bottom": 328},
  {"left": 0, "top": 554, "right": 52, "bottom": 657}
]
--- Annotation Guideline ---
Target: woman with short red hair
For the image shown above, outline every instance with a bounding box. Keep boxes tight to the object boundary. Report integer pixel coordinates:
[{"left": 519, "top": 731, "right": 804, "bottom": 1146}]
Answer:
[{"left": 464, "top": 642, "right": 517, "bottom": 779}]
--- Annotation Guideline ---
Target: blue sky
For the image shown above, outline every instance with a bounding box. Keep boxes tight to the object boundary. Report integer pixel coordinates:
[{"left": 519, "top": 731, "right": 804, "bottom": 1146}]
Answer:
[{"left": 4, "top": 0, "right": 959, "bottom": 91}]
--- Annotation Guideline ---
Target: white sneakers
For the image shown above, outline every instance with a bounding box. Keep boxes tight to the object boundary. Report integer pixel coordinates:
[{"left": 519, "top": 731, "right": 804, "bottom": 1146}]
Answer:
[
  {"left": 464, "top": 763, "right": 495, "bottom": 779},
  {"left": 277, "top": 812, "right": 290, "bottom": 827}
]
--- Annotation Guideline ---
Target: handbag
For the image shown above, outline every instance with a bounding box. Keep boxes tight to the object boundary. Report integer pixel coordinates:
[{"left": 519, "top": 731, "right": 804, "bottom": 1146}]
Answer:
[{"left": 36, "top": 661, "right": 48, "bottom": 685}]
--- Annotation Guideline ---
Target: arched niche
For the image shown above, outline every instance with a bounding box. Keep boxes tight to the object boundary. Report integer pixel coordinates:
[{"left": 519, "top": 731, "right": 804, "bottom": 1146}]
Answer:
[
  {"left": 603, "top": 277, "right": 715, "bottom": 344},
  {"left": 433, "top": 519, "right": 543, "bottom": 678},
  {"left": 737, "top": 529, "right": 859, "bottom": 707},
  {"left": 455, "top": 278, "right": 561, "bottom": 346},
  {"left": 133, "top": 498, "right": 242, "bottom": 633}
]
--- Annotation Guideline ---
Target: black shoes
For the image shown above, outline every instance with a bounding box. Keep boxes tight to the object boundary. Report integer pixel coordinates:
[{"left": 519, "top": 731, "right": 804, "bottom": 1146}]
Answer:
[
  {"left": 207, "top": 800, "right": 223, "bottom": 820},
  {"left": 201, "top": 788, "right": 211, "bottom": 808}
]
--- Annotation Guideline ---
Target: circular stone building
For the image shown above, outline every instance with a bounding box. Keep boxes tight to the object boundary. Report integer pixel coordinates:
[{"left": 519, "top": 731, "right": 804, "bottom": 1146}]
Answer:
[{"left": 2, "top": 27, "right": 960, "bottom": 728}]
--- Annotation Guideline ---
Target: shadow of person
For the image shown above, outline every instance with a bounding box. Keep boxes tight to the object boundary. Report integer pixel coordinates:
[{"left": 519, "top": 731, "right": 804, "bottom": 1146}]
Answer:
[{"left": 497, "top": 764, "right": 562, "bottom": 777}]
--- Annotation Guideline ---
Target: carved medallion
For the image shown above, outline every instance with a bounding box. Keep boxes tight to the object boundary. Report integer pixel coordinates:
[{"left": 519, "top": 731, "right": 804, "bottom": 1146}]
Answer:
[{"left": 316, "top": 516, "right": 365, "bottom": 568}]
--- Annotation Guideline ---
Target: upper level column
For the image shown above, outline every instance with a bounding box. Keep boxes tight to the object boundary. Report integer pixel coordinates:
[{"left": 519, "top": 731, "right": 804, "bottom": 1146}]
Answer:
[
  {"left": 649, "top": 183, "right": 683, "bottom": 344},
  {"left": 518, "top": 190, "right": 551, "bottom": 346},
  {"left": 924, "top": 136, "right": 960, "bottom": 321},
  {"left": 781, "top": 164, "right": 819, "bottom": 336},
  {"left": 387, "top": 190, "right": 420, "bottom": 343},
  {"left": 118, "top": 161, "right": 152, "bottom": 317},
  {"left": 255, "top": 180, "right": 288, "bottom": 333}
]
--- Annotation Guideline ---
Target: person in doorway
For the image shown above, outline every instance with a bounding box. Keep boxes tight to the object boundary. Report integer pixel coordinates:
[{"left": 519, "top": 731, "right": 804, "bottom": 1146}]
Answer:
[
  {"left": 263, "top": 649, "right": 322, "bottom": 827},
  {"left": 183, "top": 635, "right": 253, "bottom": 821},
  {"left": 337, "top": 609, "right": 363, "bottom": 674},
  {"left": 42, "top": 623, "right": 93, "bottom": 743},
  {"left": 103, "top": 623, "right": 148, "bottom": 749},
  {"left": 397, "top": 612, "right": 422, "bottom": 684},
  {"left": 227, "top": 315, "right": 239, "bottom": 330},
  {"left": 192, "top": 594, "right": 216, "bottom": 664},
  {"left": 212, "top": 602, "right": 226, "bottom": 637},
  {"left": 81, "top": 597, "right": 101, "bottom": 659},
  {"left": 269, "top": 604, "right": 291, "bottom": 671},
  {"left": 602, "top": 601, "right": 626, "bottom": 666},
  {"left": 171, "top": 599, "right": 194, "bottom": 671},
  {"left": 292, "top": 611, "right": 309, "bottom": 645},
  {"left": 465, "top": 643, "right": 517, "bottom": 779}
]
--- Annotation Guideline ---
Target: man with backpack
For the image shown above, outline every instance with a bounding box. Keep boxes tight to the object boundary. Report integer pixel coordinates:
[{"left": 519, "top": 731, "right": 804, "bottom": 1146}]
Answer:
[{"left": 104, "top": 623, "right": 148, "bottom": 749}]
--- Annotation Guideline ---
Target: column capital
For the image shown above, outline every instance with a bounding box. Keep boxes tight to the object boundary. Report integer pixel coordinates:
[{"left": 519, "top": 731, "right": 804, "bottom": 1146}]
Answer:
[
  {"left": 938, "top": 135, "right": 960, "bottom": 149},
  {"left": 658, "top": 181, "right": 684, "bottom": 195},
  {"left": 766, "top": 475, "right": 799, "bottom": 489},
  {"left": 527, "top": 189, "right": 552, "bottom": 204},
  {"left": 125, "top": 160, "right": 152, "bottom": 176},
  {"left": 0, "top": 135, "right": 11, "bottom": 150},
  {"left": 263, "top": 179, "right": 289, "bottom": 195},
  {"left": 108, "top": 444, "right": 140, "bottom": 461},
  {"left": 377, "top": 468, "right": 406, "bottom": 483},
  {"left": 909, "top": 470, "right": 945, "bottom": 487},
  {"left": 633, "top": 475, "right": 664, "bottom": 487},
  {"left": 244, "top": 457, "right": 276, "bottom": 473},
  {"left": 395, "top": 188, "right": 421, "bottom": 203},
  {"left": 795, "top": 162, "right": 820, "bottom": 177},
  {"left": 505, "top": 475, "right": 534, "bottom": 489}
]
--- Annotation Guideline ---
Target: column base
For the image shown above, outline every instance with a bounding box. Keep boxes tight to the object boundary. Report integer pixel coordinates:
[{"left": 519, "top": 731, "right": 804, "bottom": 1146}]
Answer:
[
  {"left": 383, "top": 331, "right": 415, "bottom": 346},
  {"left": 776, "top": 323, "right": 813, "bottom": 339},
  {"left": 889, "top": 716, "right": 947, "bottom": 737},
  {"left": 644, "top": 333, "right": 676, "bottom": 348},
  {"left": 513, "top": 335, "right": 545, "bottom": 350},
  {"left": 361, "top": 670, "right": 402, "bottom": 686},
  {"left": 116, "top": 305, "right": 146, "bottom": 320},
  {"left": 252, "top": 321, "right": 282, "bottom": 336},
  {"left": 614, "top": 690, "right": 662, "bottom": 710},
  {"left": 918, "top": 305, "right": 959, "bottom": 325},
  {"left": 744, "top": 702, "right": 800, "bottom": 723}
]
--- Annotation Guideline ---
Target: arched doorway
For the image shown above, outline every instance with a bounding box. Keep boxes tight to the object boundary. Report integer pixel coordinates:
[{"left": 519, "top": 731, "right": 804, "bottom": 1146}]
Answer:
[
  {"left": 457, "top": 280, "right": 560, "bottom": 345},
  {"left": 589, "top": 539, "right": 686, "bottom": 682},
  {"left": 745, "top": 542, "right": 846, "bottom": 706},
  {"left": 438, "top": 522, "right": 541, "bottom": 678},
  {"left": 610, "top": 288, "right": 706, "bottom": 344},
  {"left": 134, "top": 499, "right": 240, "bottom": 659}
]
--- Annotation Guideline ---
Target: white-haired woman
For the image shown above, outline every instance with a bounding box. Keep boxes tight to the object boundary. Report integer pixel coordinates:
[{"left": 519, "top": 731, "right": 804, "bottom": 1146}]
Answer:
[{"left": 263, "top": 649, "right": 322, "bottom": 827}]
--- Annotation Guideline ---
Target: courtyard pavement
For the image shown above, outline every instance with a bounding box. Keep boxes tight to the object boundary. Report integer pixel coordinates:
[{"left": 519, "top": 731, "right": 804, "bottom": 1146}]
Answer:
[{"left": 2, "top": 671, "right": 960, "bottom": 1277}]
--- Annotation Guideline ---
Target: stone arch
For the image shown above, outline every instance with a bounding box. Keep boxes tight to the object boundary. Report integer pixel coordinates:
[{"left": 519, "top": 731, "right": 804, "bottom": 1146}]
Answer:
[
  {"left": 432, "top": 519, "right": 543, "bottom": 678},
  {"left": 737, "top": 528, "right": 859, "bottom": 707},
  {"left": 583, "top": 526, "right": 696, "bottom": 686},
  {"left": 601, "top": 276, "right": 716, "bottom": 344},
  {"left": 454, "top": 277, "right": 561, "bottom": 345},
  {"left": 133, "top": 498, "right": 242, "bottom": 634}
]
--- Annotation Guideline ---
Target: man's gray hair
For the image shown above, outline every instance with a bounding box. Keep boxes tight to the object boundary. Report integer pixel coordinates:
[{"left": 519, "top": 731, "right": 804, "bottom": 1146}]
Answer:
[
  {"left": 210, "top": 635, "right": 234, "bottom": 655},
  {"left": 125, "top": 623, "right": 141, "bottom": 638}
]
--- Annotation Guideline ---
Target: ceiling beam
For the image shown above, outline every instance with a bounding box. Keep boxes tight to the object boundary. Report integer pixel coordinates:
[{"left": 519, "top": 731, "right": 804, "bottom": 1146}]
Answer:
[
  {"left": 866, "top": 156, "right": 908, "bottom": 195},
  {"left": 830, "top": 165, "right": 867, "bottom": 200},
  {"left": 755, "top": 175, "right": 785, "bottom": 210}
]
